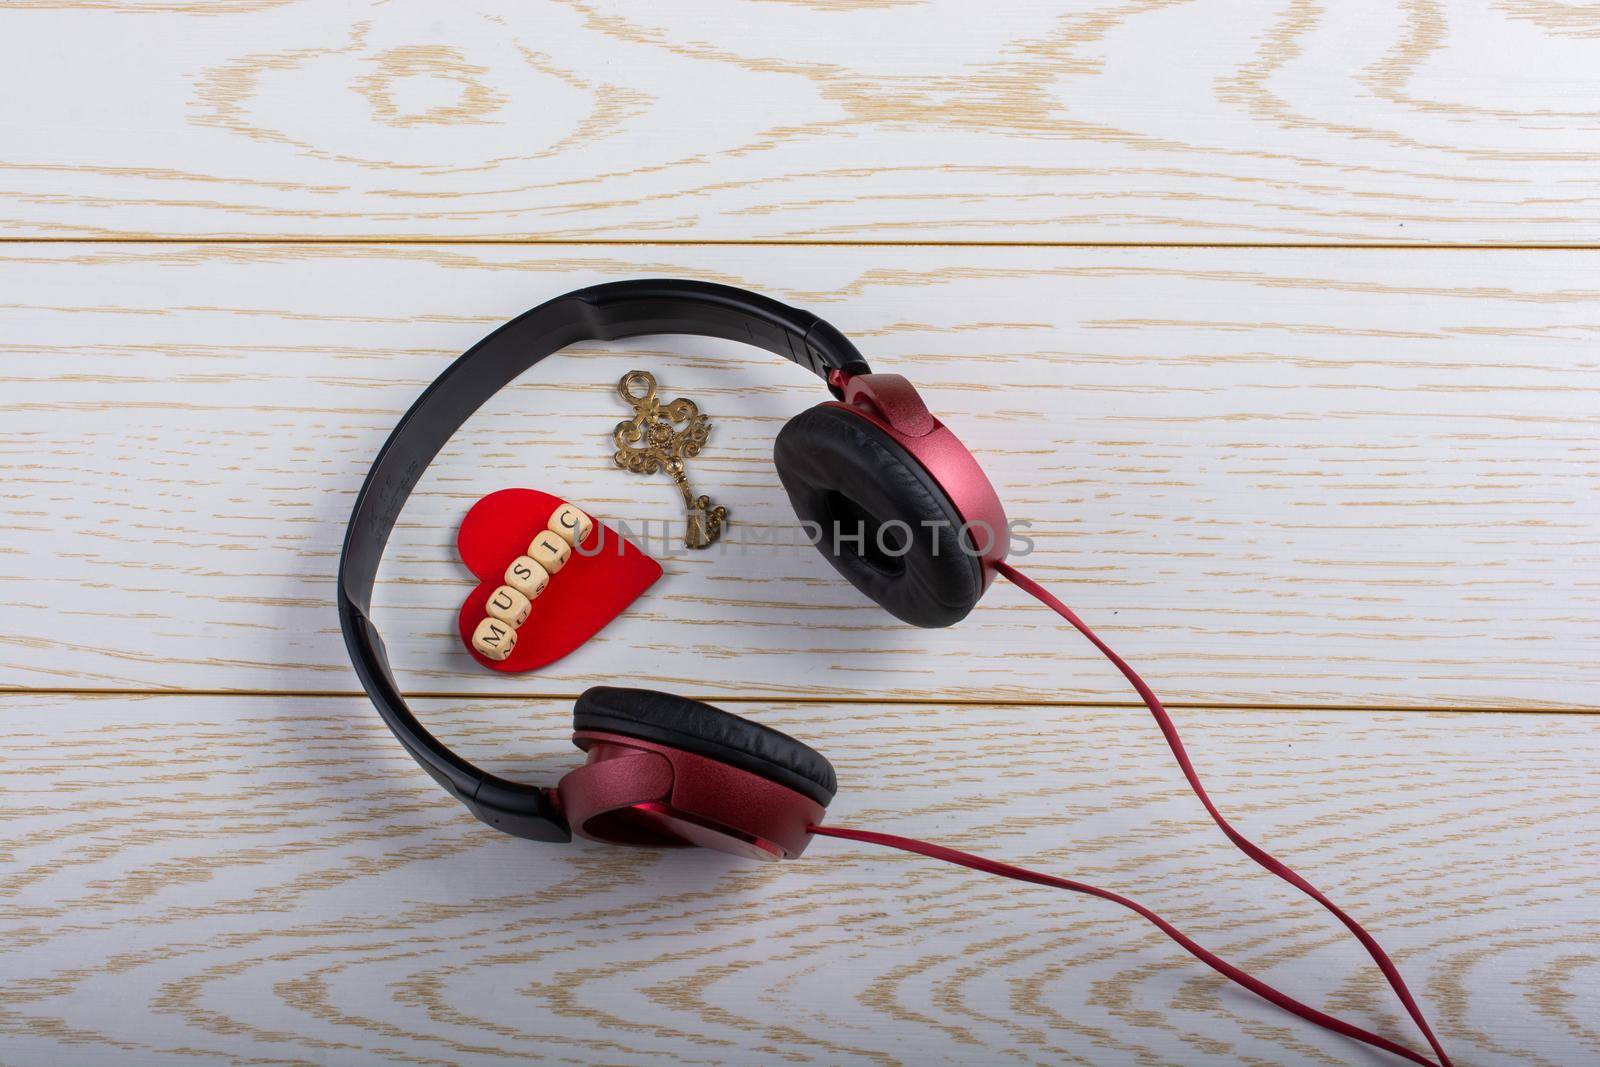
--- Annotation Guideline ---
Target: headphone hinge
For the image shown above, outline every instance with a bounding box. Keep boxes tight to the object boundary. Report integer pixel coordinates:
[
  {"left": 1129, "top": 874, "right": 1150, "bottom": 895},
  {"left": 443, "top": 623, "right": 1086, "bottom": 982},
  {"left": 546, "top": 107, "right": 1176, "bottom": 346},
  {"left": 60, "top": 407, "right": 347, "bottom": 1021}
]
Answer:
[{"left": 839, "top": 372, "right": 937, "bottom": 438}]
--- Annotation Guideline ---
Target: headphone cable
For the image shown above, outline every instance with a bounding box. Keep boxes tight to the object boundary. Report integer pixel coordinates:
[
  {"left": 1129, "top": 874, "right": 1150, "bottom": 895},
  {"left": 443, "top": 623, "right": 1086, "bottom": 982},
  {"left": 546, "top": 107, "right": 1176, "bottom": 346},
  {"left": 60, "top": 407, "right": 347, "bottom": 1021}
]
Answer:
[{"left": 811, "top": 560, "right": 1451, "bottom": 1067}]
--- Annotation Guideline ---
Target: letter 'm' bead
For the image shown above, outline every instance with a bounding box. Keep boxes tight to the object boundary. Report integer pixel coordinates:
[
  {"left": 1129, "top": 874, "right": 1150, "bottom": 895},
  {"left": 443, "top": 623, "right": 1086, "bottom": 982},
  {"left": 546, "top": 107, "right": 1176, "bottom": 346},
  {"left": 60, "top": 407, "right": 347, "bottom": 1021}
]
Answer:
[
  {"left": 505, "top": 556, "right": 549, "bottom": 599},
  {"left": 471, "top": 617, "right": 517, "bottom": 661},
  {"left": 485, "top": 584, "right": 532, "bottom": 627},
  {"left": 548, "top": 503, "right": 594, "bottom": 547}
]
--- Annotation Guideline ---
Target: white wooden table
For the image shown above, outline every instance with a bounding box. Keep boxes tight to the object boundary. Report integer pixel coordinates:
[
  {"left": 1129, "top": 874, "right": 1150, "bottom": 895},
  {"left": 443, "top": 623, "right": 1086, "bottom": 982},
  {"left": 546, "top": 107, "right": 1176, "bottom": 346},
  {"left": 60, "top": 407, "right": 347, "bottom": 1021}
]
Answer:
[{"left": 1, "top": 4, "right": 1597, "bottom": 1065}]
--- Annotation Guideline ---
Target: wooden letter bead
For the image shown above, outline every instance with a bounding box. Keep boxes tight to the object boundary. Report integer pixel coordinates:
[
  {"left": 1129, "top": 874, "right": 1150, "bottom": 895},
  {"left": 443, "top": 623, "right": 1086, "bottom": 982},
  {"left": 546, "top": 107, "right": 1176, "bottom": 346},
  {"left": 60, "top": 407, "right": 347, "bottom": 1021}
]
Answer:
[
  {"left": 547, "top": 503, "right": 594, "bottom": 547},
  {"left": 485, "top": 584, "right": 532, "bottom": 628},
  {"left": 471, "top": 617, "right": 517, "bottom": 661},
  {"left": 527, "top": 529, "right": 572, "bottom": 573},
  {"left": 504, "top": 555, "right": 550, "bottom": 599}
]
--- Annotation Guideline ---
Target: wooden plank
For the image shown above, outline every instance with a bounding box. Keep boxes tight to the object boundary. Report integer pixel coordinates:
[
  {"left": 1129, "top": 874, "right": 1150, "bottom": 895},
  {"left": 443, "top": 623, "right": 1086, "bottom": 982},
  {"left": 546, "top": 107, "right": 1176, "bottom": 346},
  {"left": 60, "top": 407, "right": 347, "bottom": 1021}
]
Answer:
[
  {"left": 1, "top": 2, "right": 1598, "bottom": 243},
  {"left": 2, "top": 243, "right": 1597, "bottom": 707},
  {"left": 1, "top": 693, "right": 1593, "bottom": 1066}
]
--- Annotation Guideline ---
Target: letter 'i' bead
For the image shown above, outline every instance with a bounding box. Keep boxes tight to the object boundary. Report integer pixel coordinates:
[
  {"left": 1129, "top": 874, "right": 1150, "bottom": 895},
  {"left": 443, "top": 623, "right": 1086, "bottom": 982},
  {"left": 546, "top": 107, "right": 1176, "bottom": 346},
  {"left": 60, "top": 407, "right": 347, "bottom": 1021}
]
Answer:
[
  {"left": 528, "top": 529, "right": 572, "bottom": 573},
  {"left": 485, "top": 584, "right": 532, "bottom": 627},
  {"left": 547, "top": 503, "right": 593, "bottom": 547},
  {"left": 505, "top": 555, "right": 549, "bottom": 599},
  {"left": 472, "top": 617, "right": 516, "bottom": 661}
]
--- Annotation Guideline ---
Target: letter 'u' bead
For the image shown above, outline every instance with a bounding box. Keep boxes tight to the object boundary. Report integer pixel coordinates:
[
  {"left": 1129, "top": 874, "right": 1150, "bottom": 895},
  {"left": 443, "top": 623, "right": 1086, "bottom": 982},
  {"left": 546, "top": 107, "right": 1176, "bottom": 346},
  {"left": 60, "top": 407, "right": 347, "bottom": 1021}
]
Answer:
[
  {"left": 505, "top": 555, "right": 550, "bottom": 599},
  {"left": 548, "top": 503, "right": 594, "bottom": 547},
  {"left": 485, "top": 584, "right": 532, "bottom": 628},
  {"left": 472, "top": 617, "right": 516, "bottom": 661},
  {"left": 527, "top": 530, "right": 572, "bottom": 573}
]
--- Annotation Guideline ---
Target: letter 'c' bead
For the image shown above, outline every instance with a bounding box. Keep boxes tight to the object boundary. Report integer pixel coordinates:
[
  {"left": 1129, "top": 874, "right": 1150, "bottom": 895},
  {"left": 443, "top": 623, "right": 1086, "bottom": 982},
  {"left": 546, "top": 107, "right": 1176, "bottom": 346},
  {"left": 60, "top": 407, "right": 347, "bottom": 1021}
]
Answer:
[
  {"left": 472, "top": 617, "right": 517, "bottom": 661},
  {"left": 504, "top": 556, "right": 549, "bottom": 599},
  {"left": 527, "top": 530, "right": 572, "bottom": 573},
  {"left": 547, "top": 503, "right": 594, "bottom": 547},
  {"left": 485, "top": 584, "right": 532, "bottom": 628}
]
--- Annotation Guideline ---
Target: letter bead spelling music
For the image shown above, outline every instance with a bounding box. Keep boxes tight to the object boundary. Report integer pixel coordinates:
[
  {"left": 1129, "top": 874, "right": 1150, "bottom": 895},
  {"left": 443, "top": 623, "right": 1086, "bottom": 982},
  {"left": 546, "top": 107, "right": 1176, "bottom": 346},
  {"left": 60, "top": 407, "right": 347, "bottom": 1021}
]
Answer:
[
  {"left": 471, "top": 617, "right": 517, "bottom": 661},
  {"left": 547, "top": 503, "right": 593, "bottom": 547},
  {"left": 505, "top": 555, "right": 550, "bottom": 599},
  {"left": 528, "top": 529, "right": 572, "bottom": 573},
  {"left": 485, "top": 584, "right": 532, "bottom": 628}
]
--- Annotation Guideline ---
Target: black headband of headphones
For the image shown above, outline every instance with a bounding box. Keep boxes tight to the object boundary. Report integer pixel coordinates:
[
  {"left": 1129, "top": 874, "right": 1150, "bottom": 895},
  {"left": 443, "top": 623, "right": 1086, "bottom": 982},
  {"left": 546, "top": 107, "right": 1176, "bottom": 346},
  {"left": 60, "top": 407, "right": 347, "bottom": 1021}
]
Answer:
[{"left": 336, "top": 279, "right": 872, "bottom": 842}]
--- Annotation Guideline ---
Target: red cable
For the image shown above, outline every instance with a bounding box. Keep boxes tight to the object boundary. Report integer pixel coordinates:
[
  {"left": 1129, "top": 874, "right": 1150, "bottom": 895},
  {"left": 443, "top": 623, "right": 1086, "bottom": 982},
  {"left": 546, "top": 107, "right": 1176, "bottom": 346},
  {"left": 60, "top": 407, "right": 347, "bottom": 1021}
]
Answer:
[
  {"left": 811, "top": 561, "right": 1451, "bottom": 1067},
  {"left": 810, "top": 825, "right": 1440, "bottom": 1067}
]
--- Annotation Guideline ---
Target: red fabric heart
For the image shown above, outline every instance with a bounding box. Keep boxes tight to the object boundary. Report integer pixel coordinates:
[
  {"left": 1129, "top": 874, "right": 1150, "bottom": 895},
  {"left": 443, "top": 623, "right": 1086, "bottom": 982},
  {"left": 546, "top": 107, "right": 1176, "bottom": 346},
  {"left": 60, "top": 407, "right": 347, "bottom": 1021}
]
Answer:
[{"left": 456, "top": 488, "right": 662, "bottom": 672}]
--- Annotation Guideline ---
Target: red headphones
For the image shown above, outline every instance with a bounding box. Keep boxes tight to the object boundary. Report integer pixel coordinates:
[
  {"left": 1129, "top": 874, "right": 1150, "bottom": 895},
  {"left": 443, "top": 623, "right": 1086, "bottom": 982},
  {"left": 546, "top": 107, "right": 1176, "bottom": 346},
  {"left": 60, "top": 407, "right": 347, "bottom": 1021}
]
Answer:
[{"left": 338, "top": 280, "right": 1452, "bottom": 1066}]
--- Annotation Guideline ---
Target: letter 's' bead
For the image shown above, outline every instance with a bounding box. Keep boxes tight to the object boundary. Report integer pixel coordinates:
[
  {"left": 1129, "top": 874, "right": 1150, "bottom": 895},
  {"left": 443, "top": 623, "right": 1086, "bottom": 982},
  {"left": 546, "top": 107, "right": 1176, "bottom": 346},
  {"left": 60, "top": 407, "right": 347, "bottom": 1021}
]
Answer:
[{"left": 504, "top": 556, "right": 550, "bottom": 599}]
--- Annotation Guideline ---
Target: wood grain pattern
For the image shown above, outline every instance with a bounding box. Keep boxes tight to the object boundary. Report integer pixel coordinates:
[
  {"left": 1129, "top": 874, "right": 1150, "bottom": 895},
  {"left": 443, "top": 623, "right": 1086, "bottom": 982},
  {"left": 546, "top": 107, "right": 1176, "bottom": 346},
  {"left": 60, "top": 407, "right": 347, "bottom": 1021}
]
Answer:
[
  {"left": 4, "top": 5, "right": 1597, "bottom": 1061},
  {"left": 1, "top": 1, "right": 1598, "bottom": 242},
  {"left": 2, "top": 243, "right": 1596, "bottom": 706},
  {"left": 1, "top": 693, "right": 1594, "bottom": 1067}
]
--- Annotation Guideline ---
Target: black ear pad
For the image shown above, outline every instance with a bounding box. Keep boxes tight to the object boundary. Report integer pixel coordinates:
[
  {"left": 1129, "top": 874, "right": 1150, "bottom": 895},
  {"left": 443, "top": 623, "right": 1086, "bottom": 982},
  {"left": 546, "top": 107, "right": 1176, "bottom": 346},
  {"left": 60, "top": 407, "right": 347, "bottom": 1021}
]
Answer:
[
  {"left": 774, "top": 404, "right": 983, "bottom": 628},
  {"left": 574, "top": 687, "right": 837, "bottom": 806}
]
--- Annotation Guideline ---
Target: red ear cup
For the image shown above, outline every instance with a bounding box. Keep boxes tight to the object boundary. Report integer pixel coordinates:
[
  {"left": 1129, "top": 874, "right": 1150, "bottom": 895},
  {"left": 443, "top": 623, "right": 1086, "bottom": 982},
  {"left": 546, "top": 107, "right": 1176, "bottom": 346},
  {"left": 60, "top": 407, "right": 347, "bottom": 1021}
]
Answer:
[
  {"left": 556, "top": 688, "right": 834, "bottom": 861},
  {"left": 774, "top": 373, "right": 1007, "bottom": 628},
  {"left": 832, "top": 373, "right": 1008, "bottom": 582}
]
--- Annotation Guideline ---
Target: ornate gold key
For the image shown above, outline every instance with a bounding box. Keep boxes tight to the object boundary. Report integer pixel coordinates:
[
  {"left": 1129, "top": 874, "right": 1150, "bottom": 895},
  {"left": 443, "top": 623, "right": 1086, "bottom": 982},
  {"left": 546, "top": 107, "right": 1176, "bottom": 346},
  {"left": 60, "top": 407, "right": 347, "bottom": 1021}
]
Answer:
[{"left": 613, "top": 370, "right": 729, "bottom": 549}]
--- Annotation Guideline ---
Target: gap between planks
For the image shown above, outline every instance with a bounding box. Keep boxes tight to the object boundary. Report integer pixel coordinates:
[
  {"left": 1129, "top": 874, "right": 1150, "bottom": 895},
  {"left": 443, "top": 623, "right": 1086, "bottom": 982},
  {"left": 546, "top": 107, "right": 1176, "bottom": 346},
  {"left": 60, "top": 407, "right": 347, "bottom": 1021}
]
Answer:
[
  {"left": 0, "top": 687, "right": 1594, "bottom": 715},
  {"left": 5, "top": 237, "right": 1600, "bottom": 250}
]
